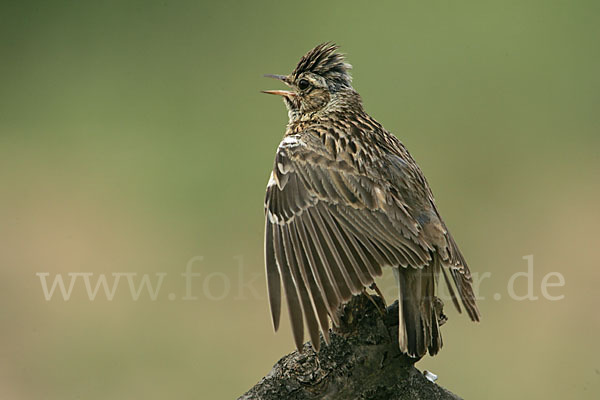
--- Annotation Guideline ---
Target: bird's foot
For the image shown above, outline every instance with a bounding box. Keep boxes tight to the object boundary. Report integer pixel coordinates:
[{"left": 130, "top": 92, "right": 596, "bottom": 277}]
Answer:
[
  {"left": 433, "top": 297, "right": 448, "bottom": 326},
  {"left": 369, "top": 282, "right": 386, "bottom": 306},
  {"left": 362, "top": 285, "right": 385, "bottom": 316}
]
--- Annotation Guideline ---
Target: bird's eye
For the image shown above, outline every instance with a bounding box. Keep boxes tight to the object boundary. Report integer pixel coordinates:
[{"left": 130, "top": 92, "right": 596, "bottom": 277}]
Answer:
[{"left": 298, "top": 79, "right": 310, "bottom": 90}]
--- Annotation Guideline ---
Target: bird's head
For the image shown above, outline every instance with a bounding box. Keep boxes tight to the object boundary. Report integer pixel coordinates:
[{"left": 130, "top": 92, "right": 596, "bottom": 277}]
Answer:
[{"left": 263, "top": 42, "right": 355, "bottom": 122}]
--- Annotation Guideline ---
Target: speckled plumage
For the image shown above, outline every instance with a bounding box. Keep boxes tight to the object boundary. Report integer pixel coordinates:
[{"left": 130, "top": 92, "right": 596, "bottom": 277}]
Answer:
[{"left": 263, "top": 43, "right": 479, "bottom": 358}]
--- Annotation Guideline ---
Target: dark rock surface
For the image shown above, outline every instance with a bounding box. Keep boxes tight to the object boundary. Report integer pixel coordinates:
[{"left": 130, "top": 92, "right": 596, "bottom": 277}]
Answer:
[{"left": 239, "top": 295, "right": 461, "bottom": 400}]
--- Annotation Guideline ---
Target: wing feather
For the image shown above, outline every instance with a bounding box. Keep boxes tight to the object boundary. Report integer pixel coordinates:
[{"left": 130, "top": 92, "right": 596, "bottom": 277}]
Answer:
[
  {"left": 272, "top": 223, "right": 304, "bottom": 349},
  {"left": 264, "top": 218, "right": 281, "bottom": 331},
  {"left": 288, "top": 220, "right": 331, "bottom": 344},
  {"left": 307, "top": 207, "right": 363, "bottom": 293},
  {"left": 264, "top": 130, "right": 479, "bottom": 353},
  {"left": 327, "top": 206, "right": 386, "bottom": 273},
  {"left": 295, "top": 217, "right": 342, "bottom": 326},
  {"left": 300, "top": 212, "right": 353, "bottom": 302},
  {"left": 280, "top": 223, "right": 321, "bottom": 350},
  {"left": 316, "top": 204, "right": 373, "bottom": 286}
]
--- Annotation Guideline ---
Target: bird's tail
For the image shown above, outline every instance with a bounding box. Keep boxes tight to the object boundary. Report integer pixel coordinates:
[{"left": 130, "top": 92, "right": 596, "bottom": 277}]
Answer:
[{"left": 393, "top": 261, "right": 443, "bottom": 358}]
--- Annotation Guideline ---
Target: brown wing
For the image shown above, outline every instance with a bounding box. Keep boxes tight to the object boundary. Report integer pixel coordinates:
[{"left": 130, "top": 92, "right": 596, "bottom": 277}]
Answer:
[
  {"left": 264, "top": 131, "right": 478, "bottom": 352},
  {"left": 385, "top": 147, "right": 481, "bottom": 323}
]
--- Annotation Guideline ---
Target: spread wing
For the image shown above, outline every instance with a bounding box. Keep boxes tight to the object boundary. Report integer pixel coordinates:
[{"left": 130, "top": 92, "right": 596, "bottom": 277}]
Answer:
[{"left": 264, "top": 131, "right": 478, "bottom": 351}]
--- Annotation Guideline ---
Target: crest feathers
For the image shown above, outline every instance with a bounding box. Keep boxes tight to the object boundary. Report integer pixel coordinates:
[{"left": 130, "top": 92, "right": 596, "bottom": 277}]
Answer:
[{"left": 292, "top": 42, "right": 352, "bottom": 90}]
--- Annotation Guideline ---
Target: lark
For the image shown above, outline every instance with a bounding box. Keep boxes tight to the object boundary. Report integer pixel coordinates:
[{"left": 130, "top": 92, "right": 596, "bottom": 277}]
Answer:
[{"left": 262, "top": 43, "right": 479, "bottom": 358}]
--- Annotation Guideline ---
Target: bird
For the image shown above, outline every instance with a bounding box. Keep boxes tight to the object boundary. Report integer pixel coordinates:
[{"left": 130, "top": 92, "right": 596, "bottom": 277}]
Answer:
[{"left": 262, "top": 43, "right": 480, "bottom": 358}]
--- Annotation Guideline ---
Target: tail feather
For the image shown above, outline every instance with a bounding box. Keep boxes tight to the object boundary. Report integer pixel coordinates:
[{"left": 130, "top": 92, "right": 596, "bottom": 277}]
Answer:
[
  {"left": 393, "top": 261, "right": 443, "bottom": 358},
  {"left": 393, "top": 268, "right": 408, "bottom": 352}
]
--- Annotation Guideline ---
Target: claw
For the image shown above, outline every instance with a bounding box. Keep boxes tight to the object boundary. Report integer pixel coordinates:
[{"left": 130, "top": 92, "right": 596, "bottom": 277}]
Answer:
[{"left": 369, "top": 282, "right": 386, "bottom": 306}]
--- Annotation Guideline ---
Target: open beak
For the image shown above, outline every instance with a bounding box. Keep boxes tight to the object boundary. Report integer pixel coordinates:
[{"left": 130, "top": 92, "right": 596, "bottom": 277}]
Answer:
[
  {"left": 261, "top": 89, "right": 296, "bottom": 97},
  {"left": 262, "top": 74, "right": 296, "bottom": 98}
]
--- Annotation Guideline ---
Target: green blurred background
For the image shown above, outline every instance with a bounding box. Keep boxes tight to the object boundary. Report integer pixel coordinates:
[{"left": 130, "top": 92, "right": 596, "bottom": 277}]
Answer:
[{"left": 1, "top": 0, "right": 599, "bottom": 398}]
